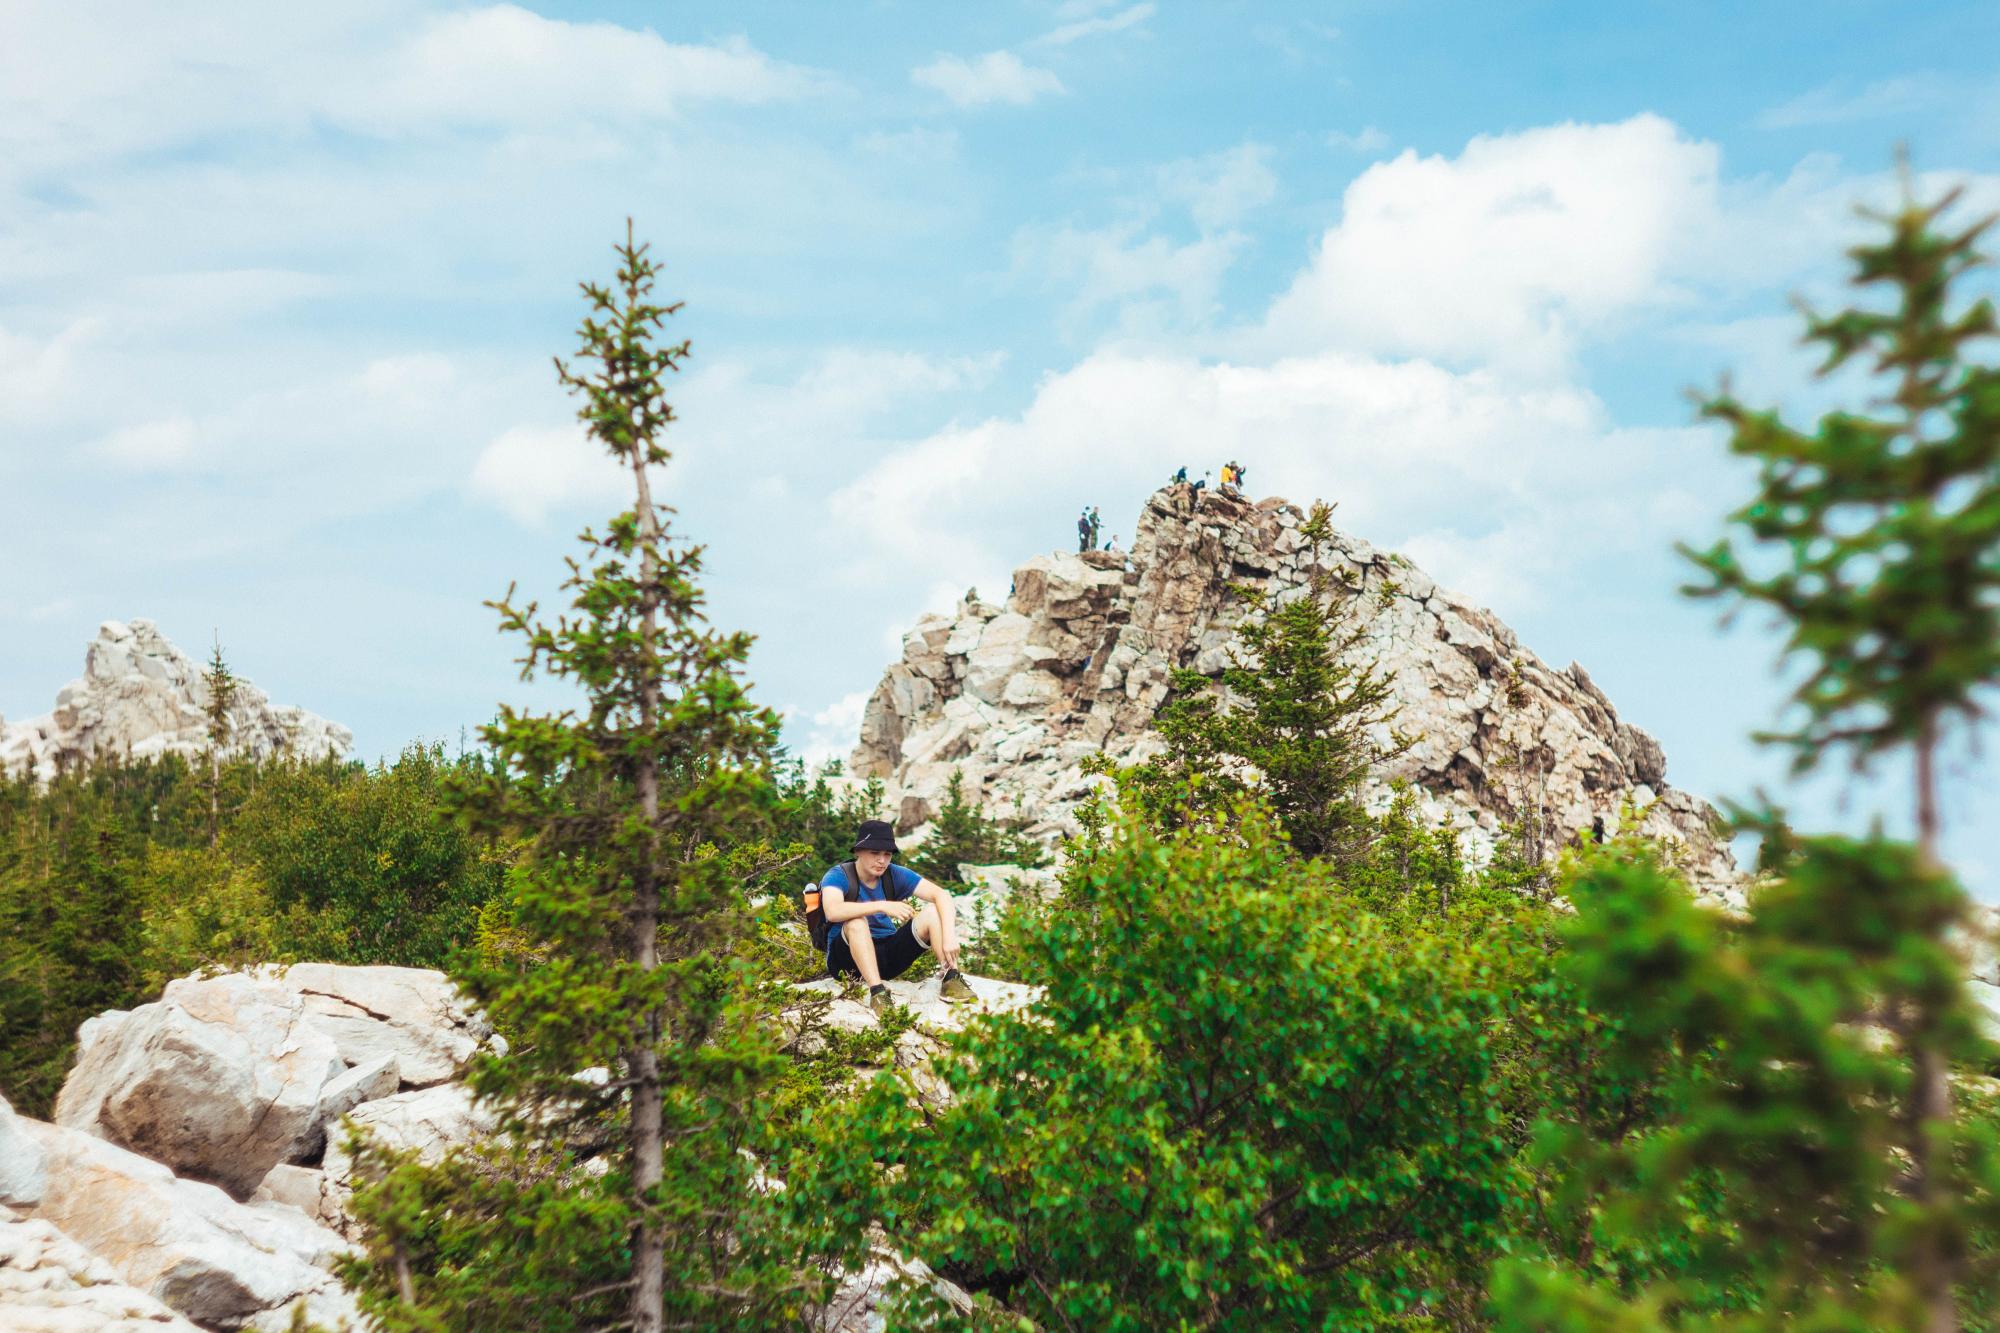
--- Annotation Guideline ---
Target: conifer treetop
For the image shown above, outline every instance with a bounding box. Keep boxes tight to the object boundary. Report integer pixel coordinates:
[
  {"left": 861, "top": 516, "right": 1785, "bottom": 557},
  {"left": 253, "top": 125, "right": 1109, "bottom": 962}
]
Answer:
[{"left": 1683, "top": 173, "right": 2000, "bottom": 774}]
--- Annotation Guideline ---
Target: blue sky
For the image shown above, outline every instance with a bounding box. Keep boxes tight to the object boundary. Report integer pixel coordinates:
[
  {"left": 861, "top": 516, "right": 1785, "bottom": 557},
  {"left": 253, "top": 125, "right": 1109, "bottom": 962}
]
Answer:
[{"left": 3, "top": 1, "right": 1997, "bottom": 891}]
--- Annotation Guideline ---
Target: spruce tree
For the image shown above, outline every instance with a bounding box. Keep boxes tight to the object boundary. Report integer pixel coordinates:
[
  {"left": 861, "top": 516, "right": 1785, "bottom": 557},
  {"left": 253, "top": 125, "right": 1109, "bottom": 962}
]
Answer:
[
  {"left": 200, "top": 636, "right": 238, "bottom": 851},
  {"left": 1682, "top": 174, "right": 2000, "bottom": 1331},
  {"left": 1116, "top": 501, "right": 1411, "bottom": 870},
  {"left": 1497, "top": 171, "right": 2000, "bottom": 1330},
  {"left": 343, "top": 226, "right": 809, "bottom": 1331}
]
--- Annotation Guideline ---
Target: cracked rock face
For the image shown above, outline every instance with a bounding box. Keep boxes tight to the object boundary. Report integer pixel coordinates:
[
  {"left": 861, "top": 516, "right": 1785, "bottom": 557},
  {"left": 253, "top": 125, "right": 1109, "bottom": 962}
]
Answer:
[
  {"left": 54, "top": 975, "right": 349, "bottom": 1200},
  {"left": 281, "top": 963, "right": 496, "bottom": 1088},
  {"left": 9, "top": 965, "right": 498, "bottom": 1328},
  {"left": 854, "top": 485, "right": 1736, "bottom": 896},
  {"left": 0, "top": 619, "right": 351, "bottom": 783}
]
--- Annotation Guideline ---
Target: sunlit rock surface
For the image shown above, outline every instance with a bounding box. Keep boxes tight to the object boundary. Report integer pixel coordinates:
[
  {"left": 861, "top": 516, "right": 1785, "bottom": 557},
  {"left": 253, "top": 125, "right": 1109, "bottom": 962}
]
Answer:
[{"left": 856, "top": 484, "right": 1736, "bottom": 896}]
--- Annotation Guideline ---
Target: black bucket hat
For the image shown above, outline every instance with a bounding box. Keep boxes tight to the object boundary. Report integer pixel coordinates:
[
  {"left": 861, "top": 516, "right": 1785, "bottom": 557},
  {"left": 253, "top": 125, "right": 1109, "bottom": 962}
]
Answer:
[{"left": 852, "top": 819, "right": 899, "bottom": 853}]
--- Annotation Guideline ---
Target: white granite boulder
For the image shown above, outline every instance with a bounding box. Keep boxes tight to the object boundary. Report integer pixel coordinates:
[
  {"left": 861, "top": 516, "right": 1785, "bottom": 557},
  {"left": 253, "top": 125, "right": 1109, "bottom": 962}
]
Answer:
[
  {"left": 320, "top": 1082, "right": 495, "bottom": 1213},
  {"left": 280, "top": 963, "right": 496, "bottom": 1088},
  {"left": 292, "top": 1054, "right": 399, "bottom": 1165},
  {"left": 249, "top": 1164, "right": 347, "bottom": 1235},
  {"left": 0, "top": 1203, "right": 202, "bottom": 1331},
  {"left": 18, "top": 1118, "right": 358, "bottom": 1331},
  {"left": 55, "top": 974, "right": 348, "bottom": 1198},
  {"left": 0, "top": 1094, "right": 49, "bottom": 1209}
]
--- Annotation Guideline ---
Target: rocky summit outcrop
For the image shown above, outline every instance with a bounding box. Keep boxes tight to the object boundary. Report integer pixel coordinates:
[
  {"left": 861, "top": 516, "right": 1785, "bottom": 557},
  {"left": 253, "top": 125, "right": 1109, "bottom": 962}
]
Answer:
[
  {"left": 0, "top": 619, "right": 351, "bottom": 783},
  {"left": 855, "top": 484, "right": 1736, "bottom": 895}
]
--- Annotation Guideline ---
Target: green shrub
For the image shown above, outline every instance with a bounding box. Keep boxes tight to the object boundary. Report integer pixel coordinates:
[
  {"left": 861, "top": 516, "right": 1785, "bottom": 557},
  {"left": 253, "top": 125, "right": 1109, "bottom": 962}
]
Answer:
[
  {"left": 233, "top": 745, "right": 503, "bottom": 969},
  {"left": 802, "top": 801, "right": 1520, "bottom": 1330},
  {"left": 135, "top": 845, "right": 320, "bottom": 991}
]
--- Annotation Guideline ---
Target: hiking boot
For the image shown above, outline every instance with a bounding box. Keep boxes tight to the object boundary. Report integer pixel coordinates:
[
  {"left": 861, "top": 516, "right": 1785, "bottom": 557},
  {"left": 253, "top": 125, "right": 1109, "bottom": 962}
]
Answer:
[
  {"left": 939, "top": 970, "right": 977, "bottom": 1005},
  {"left": 868, "top": 986, "right": 895, "bottom": 1016}
]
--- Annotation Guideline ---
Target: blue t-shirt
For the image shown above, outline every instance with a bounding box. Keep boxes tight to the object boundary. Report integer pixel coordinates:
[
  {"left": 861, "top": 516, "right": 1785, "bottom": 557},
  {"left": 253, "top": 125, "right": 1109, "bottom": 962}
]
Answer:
[{"left": 820, "top": 862, "right": 921, "bottom": 955}]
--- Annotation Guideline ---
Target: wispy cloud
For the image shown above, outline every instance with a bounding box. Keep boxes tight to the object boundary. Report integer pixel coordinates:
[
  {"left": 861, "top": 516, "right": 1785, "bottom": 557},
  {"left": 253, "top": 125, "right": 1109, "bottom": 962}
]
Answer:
[
  {"left": 1250, "top": 19, "right": 1343, "bottom": 66},
  {"left": 911, "top": 50, "right": 1065, "bottom": 108},
  {"left": 1012, "top": 222, "right": 1247, "bottom": 339},
  {"left": 343, "top": 6, "right": 832, "bottom": 134},
  {"left": 0, "top": 5, "right": 834, "bottom": 177},
  {"left": 96, "top": 417, "right": 198, "bottom": 471},
  {"left": 1032, "top": 2, "right": 1155, "bottom": 48},
  {"left": 1159, "top": 143, "right": 1278, "bottom": 231},
  {"left": 1326, "top": 126, "right": 1391, "bottom": 153},
  {"left": 1757, "top": 74, "right": 1946, "bottom": 129}
]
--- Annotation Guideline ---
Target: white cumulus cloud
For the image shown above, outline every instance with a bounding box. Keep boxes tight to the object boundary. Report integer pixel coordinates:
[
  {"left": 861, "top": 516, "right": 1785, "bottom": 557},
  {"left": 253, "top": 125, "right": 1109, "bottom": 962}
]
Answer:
[
  {"left": 912, "top": 51, "right": 1064, "bottom": 108},
  {"left": 1262, "top": 114, "right": 1719, "bottom": 373},
  {"left": 823, "top": 347, "right": 1709, "bottom": 616}
]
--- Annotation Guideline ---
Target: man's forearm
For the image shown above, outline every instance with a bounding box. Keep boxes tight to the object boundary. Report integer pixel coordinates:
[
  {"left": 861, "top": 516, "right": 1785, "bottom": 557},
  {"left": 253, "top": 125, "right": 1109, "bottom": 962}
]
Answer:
[{"left": 822, "top": 899, "right": 898, "bottom": 923}]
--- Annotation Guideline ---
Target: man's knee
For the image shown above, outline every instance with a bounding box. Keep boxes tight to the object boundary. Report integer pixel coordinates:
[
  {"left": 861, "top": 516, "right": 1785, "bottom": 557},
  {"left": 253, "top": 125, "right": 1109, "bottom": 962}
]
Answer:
[{"left": 842, "top": 918, "right": 873, "bottom": 946}]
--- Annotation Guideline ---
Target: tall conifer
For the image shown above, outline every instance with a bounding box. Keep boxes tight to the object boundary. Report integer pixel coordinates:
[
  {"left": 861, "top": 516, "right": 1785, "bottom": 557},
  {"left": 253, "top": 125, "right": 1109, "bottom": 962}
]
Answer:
[
  {"left": 1683, "top": 173, "right": 2000, "bottom": 1331},
  {"left": 344, "top": 225, "right": 803, "bottom": 1331},
  {"left": 200, "top": 636, "right": 238, "bottom": 850},
  {"left": 1497, "top": 170, "right": 2000, "bottom": 1331}
]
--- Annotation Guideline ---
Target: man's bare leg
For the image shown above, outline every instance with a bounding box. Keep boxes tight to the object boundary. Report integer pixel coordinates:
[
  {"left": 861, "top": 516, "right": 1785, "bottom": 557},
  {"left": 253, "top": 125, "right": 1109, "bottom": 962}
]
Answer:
[
  {"left": 841, "top": 918, "right": 884, "bottom": 988},
  {"left": 912, "top": 897, "right": 961, "bottom": 973}
]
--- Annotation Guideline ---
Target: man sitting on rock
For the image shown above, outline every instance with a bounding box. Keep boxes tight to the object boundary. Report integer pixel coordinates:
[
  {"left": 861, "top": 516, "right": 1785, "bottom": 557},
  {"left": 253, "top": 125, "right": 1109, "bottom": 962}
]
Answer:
[{"left": 820, "top": 820, "right": 976, "bottom": 1013}]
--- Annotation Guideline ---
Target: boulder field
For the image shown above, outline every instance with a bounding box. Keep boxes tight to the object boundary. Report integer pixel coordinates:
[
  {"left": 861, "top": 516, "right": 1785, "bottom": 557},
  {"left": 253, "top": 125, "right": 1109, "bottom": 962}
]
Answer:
[{"left": 0, "top": 964, "right": 1035, "bottom": 1331}]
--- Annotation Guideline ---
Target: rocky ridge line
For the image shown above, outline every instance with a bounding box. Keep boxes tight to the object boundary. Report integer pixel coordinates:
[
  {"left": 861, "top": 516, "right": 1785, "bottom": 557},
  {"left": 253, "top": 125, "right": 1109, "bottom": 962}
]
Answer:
[
  {"left": 854, "top": 484, "right": 1736, "bottom": 895},
  {"left": 0, "top": 619, "right": 352, "bottom": 782}
]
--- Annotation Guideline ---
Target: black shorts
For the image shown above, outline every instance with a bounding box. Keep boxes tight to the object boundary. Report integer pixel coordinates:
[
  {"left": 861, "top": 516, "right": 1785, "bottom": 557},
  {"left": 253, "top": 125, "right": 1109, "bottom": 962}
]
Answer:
[{"left": 826, "top": 920, "right": 928, "bottom": 980}]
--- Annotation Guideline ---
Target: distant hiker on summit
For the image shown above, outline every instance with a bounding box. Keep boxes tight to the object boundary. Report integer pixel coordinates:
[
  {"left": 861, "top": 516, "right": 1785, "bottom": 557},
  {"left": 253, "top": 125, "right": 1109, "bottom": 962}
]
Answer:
[
  {"left": 1088, "top": 506, "right": 1102, "bottom": 549},
  {"left": 1077, "top": 509, "right": 1093, "bottom": 552},
  {"left": 804, "top": 820, "right": 975, "bottom": 1013}
]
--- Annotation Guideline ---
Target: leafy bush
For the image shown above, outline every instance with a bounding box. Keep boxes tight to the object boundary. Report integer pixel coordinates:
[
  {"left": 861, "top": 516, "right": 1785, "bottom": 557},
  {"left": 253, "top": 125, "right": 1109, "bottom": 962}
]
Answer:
[
  {"left": 233, "top": 745, "right": 504, "bottom": 969},
  {"left": 134, "top": 845, "right": 319, "bottom": 991}
]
